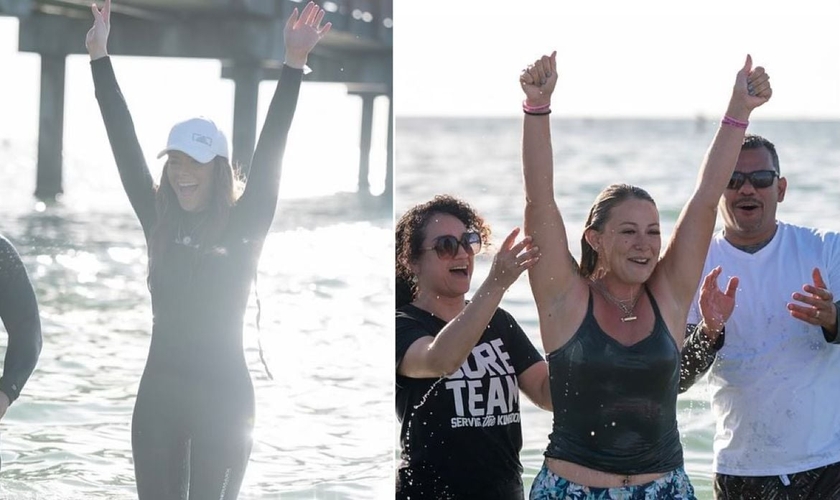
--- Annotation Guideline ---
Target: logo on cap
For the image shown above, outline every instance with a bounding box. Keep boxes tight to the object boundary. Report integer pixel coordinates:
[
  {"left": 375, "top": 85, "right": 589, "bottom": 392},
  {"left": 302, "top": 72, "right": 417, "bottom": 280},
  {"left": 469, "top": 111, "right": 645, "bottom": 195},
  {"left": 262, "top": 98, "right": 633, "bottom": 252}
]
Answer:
[{"left": 192, "top": 133, "right": 213, "bottom": 147}]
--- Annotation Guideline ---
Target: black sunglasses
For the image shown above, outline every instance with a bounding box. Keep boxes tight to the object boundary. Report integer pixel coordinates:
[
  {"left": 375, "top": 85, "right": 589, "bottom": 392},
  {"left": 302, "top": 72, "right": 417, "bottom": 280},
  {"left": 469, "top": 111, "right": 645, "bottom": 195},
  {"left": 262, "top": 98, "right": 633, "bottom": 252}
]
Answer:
[
  {"left": 727, "top": 170, "right": 778, "bottom": 190},
  {"left": 422, "top": 231, "right": 482, "bottom": 259}
]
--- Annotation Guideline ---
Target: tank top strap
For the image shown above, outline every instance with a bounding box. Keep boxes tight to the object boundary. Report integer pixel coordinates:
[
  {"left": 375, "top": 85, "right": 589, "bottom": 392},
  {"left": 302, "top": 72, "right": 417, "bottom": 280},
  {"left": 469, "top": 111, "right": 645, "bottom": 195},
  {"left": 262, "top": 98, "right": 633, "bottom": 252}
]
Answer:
[
  {"left": 584, "top": 285, "right": 595, "bottom": 319},
  {"left": 643, "top": 284, "right": 662, "bottom": 320}
]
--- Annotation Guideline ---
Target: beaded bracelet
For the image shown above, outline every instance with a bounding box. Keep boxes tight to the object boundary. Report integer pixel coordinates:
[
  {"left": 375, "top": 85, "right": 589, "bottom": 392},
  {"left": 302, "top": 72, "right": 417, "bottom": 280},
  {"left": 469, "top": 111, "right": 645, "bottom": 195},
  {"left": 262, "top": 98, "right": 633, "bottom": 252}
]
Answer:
[
  {"left": 523, "top": 100, "right": 550, "bottom": 114},
  {"left": 524, "top": 109, "right": 551, "bottom": 116},
  {"left": 721, "top": 115, "right": 748, "bottom": 129}
]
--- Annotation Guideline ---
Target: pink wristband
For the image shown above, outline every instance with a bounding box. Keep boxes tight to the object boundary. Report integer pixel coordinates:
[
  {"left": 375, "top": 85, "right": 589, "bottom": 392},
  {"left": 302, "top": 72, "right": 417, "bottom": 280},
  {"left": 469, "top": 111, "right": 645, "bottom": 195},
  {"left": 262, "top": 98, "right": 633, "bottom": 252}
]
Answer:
[
  {"left": 721, "top": 115, "right": 748, "bottom": 129},
  {"left": 523, "top": 100, "right": 550, "bottom": 113}
]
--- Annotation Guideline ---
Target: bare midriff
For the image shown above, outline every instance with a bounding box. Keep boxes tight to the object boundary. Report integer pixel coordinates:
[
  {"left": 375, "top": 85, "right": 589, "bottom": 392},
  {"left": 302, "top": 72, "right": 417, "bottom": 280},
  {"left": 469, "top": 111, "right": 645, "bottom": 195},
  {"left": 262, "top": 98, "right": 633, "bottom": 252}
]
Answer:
[{"left": 546, "top": 457, "right": 668, "bottom": 488}]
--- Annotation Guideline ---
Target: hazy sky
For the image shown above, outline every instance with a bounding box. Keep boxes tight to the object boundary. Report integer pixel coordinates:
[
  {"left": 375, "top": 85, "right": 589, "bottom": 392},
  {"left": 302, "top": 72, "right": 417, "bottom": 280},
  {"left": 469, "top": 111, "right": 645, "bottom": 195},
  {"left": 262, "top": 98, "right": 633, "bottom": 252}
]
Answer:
[{"left": 395, "top": 0, "right": 840, "bottom": 118}]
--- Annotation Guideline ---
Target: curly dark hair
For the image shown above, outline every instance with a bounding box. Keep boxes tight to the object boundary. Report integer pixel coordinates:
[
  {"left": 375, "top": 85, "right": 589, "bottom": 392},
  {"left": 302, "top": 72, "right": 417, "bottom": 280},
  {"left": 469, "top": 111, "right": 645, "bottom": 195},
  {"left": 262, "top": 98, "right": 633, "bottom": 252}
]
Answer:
[
  {"left": 395, "top": 195, "right": 491, "bottom": 308},
  {"left": 579, "top": 184, "right": 657, "bottom": 278}
]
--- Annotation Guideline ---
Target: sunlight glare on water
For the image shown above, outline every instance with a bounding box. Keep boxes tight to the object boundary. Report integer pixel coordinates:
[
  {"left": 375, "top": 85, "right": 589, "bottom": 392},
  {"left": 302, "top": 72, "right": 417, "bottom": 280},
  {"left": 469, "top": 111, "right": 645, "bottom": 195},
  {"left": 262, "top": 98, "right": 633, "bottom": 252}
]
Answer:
[{"left": 0, "top": 149, "right": 392, "bottom": 498}]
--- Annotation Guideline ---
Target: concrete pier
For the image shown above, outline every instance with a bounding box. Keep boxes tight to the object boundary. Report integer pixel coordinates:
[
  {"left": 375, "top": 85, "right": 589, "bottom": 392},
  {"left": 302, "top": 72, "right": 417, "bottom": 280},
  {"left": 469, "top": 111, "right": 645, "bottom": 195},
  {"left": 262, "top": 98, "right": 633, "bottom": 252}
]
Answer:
[
  {"left": 34, "top": 54, "right": 65, "bottom": 200},
  {"left": 1, "top": 0, "right": 392, "bottom": 201}
]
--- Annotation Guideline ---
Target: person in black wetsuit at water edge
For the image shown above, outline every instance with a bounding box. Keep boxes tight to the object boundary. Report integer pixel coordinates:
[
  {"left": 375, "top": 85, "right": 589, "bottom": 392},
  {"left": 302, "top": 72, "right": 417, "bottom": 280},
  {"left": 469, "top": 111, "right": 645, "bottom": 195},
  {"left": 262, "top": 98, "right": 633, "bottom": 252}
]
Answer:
[
  {"left": 0, "top": 234, "right": 43, "bottom": 472},
  {"left": 85, "top": 1, "right": 331, "bottom": 498}
]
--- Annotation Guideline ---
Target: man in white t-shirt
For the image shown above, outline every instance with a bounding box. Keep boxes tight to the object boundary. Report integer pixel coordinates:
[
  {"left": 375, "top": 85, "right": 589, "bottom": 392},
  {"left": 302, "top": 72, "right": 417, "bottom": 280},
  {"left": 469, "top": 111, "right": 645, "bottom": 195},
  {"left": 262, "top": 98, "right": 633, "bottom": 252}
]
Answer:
[{"left": 681, "top": 134, "right": 840, "bottom": 499}]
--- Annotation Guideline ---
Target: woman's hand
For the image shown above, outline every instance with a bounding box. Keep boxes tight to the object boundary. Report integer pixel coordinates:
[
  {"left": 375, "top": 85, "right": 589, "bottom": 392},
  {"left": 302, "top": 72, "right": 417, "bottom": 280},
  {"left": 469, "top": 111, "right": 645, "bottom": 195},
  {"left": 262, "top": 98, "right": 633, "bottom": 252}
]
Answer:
[
  {"left": 86, "top": 0, "right": 111, "bottom": 61},
  {"left": 519, "top": 51, "right": 557, "bottom": 109},
  {"left": 698, "top": 266, "right": 739, "bottom": 342},
  {"left": 284, "top": 1, "right": 332, "bottom": 69},
  {"left": 486, "top": 227, "right": 540, "bottom": 292}
]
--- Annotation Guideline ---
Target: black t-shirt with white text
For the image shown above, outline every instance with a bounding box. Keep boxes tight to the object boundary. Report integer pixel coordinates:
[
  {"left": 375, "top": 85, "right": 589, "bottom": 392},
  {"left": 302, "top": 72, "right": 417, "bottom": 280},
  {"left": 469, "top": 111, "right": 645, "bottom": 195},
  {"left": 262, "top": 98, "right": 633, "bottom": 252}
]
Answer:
[{"left": 395, "top": 303, "right": 543, "bottom": 499}]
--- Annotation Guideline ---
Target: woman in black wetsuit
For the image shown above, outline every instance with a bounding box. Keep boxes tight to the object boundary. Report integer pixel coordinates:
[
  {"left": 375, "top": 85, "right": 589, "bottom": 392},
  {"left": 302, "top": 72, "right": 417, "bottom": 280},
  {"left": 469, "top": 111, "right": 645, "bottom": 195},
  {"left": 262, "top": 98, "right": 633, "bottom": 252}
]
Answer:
[
  {"left": 0, "top": 234, "right": 42, "bottom": 470},
  {"left": 85, "top": 1, "right": 330, "bottom": 498},
  {"left": 0, "top": 234, "right": 42, "bottom": 426}
]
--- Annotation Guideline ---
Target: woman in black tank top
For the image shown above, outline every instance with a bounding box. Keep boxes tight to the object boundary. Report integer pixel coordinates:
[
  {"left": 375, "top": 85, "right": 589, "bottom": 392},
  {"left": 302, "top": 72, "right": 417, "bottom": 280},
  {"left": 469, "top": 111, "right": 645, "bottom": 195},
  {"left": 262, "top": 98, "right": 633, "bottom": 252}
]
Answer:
[{"left": 519, "top": 52, "right": 772, "bottom": 499}]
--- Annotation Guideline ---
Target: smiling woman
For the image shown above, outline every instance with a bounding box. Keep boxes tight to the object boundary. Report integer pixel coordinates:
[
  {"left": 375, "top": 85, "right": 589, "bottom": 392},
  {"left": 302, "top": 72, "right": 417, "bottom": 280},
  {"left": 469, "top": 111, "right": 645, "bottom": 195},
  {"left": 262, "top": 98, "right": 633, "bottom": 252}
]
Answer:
[
  {"left": 0, "top": 0, "right": 393, "bottom": 496},
  {"left": 86, "top": 0, "right": 333, "bottom": 498},
  {"left": 157, "top": 116, "right": 237, "bottom": 213},
  {"left": 394, "top": 195, "right": 550, "bottom": 500},
  {"left": 155, "top": 118, "right": 243, "bottom": 250}
]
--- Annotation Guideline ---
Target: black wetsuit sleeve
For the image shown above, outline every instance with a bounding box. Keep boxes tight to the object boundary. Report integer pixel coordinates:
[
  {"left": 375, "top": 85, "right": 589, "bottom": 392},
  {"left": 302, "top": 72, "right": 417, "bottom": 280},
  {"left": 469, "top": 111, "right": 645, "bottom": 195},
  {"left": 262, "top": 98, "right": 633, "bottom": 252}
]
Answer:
[
  {"left": 822, "top": 300, "right": 840, "bottom": 344},
  {"left": 231, "top": 65, "right": 304, "bottom": 239},
  {"left": 91, "top": 57, "right": 157, "bottom": 238},
  {"left": 679, "top": 323, "right": 724, "bottom": 393},
  {"left": 0, "top": 237, "right": 42, "bottom": 403}
]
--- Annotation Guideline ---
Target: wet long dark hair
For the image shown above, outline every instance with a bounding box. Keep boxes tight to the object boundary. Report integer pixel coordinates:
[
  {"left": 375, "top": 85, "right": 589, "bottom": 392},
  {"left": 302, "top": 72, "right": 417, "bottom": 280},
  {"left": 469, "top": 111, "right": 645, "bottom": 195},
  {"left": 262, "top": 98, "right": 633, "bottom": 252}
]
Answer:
[
  {"left": 579, "top": 183, "right": 657, "bottom": 278},
  {"left": 148, "top": 155, "right": 244, "bottom": 279},
  {"left": 395, "top": 195, "right": 491, "bottom": 308}
]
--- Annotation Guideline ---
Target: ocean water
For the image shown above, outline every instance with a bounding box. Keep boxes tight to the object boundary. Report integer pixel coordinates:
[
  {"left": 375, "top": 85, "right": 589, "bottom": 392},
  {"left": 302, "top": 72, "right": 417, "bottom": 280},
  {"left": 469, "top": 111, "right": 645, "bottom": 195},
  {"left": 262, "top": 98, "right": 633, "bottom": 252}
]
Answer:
[
  {"left": 0, "top": 140, "right": 393, "bottom": 499},
  {"left": 395, "top": 116, "right": 840, "bottom": 499}
]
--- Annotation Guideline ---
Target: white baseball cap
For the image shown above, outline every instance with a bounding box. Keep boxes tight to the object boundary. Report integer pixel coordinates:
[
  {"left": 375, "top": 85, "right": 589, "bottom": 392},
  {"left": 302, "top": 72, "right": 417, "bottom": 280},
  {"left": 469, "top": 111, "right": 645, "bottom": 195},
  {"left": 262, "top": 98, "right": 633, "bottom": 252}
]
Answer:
[{"left": 157, "top": 117, "right": 229, "bottom": 164}]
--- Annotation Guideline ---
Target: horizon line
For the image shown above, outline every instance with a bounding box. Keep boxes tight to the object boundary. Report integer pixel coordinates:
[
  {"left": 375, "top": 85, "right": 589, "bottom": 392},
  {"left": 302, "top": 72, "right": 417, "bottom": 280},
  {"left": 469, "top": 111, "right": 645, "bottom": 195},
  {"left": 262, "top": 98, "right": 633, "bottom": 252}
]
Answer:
[{"left": 396, "top": 115, "right": 840, "bottom": 121}]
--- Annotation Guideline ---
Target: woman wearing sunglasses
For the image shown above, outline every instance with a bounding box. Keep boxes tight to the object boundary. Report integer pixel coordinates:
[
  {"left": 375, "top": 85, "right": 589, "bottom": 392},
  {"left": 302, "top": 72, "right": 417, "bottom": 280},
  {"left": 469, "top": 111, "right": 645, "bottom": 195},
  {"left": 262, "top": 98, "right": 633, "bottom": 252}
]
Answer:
[
  {"left": 395, "top": 195, "right": 551, "bottom": 500},
  {"left": 520, "top": 52, "right": 772, "bottom": 499},
  {"left": 86, "top": 1, "right": 330, "bottom": 498}
]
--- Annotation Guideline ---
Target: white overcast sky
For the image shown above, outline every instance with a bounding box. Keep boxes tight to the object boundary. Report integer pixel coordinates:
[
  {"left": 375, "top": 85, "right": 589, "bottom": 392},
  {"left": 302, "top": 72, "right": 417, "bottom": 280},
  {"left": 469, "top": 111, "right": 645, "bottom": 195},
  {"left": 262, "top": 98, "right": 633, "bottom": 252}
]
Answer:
[{"left": 394, "top": 0, "right": 840, "bottom": 118}]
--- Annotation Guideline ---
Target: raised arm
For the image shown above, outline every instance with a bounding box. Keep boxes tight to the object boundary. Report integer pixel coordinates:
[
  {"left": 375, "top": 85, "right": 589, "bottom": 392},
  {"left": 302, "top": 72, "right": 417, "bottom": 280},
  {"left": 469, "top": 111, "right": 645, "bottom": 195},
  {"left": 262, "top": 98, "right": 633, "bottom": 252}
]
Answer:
[
  {"left": 658, "top": 56, "right": 771, "bottom": 311},
  {"left": 234, "top": 2, "right": 331, "bottom": 237},
  {"left": 520, "top": 52, "right": 580, "bottom": 309},
  {"left": 398, "top": 229, "right": 539, "bottom": 378},
  {"left": 0, "top": 236, "right": 42, "bottom": 418},
  {"left": 87, "top": 0, "right": 157, "bottom": 236}
]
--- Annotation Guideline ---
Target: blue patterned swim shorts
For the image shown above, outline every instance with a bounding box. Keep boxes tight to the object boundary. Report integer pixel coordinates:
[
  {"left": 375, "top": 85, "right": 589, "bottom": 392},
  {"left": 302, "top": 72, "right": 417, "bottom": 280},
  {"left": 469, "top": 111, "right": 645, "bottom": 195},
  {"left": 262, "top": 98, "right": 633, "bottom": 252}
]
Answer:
[{"left": 529, "top": 463, "right": 697, "bottom": 500}]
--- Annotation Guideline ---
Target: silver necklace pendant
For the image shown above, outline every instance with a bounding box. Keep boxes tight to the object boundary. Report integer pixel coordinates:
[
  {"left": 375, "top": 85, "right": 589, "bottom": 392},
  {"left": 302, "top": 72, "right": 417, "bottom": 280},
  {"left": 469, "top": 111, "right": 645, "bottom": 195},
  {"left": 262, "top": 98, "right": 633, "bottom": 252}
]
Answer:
[
  {"left": 176, "top": 222, "right": 201, "bottom": 248},
  {"left": 175, "top": 233, "right": 199, "bottom": 249},
  {"left": 592, "top": 280, "right": 640, "bottom": 322}
]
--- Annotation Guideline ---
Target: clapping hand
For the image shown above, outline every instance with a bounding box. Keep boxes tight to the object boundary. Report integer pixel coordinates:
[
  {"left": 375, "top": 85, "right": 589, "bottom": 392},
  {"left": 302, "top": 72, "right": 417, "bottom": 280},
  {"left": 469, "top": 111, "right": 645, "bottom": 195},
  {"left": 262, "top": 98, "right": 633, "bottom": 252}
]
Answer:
[
  {"left": 487, "top": 227, "right": 540, "bottom": 292},
  {"left": 698, "top": 266, "right": 739, "bottom": 341},
  {"left": 789, "top": 268, "right": 837, "bottom": 334}
]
